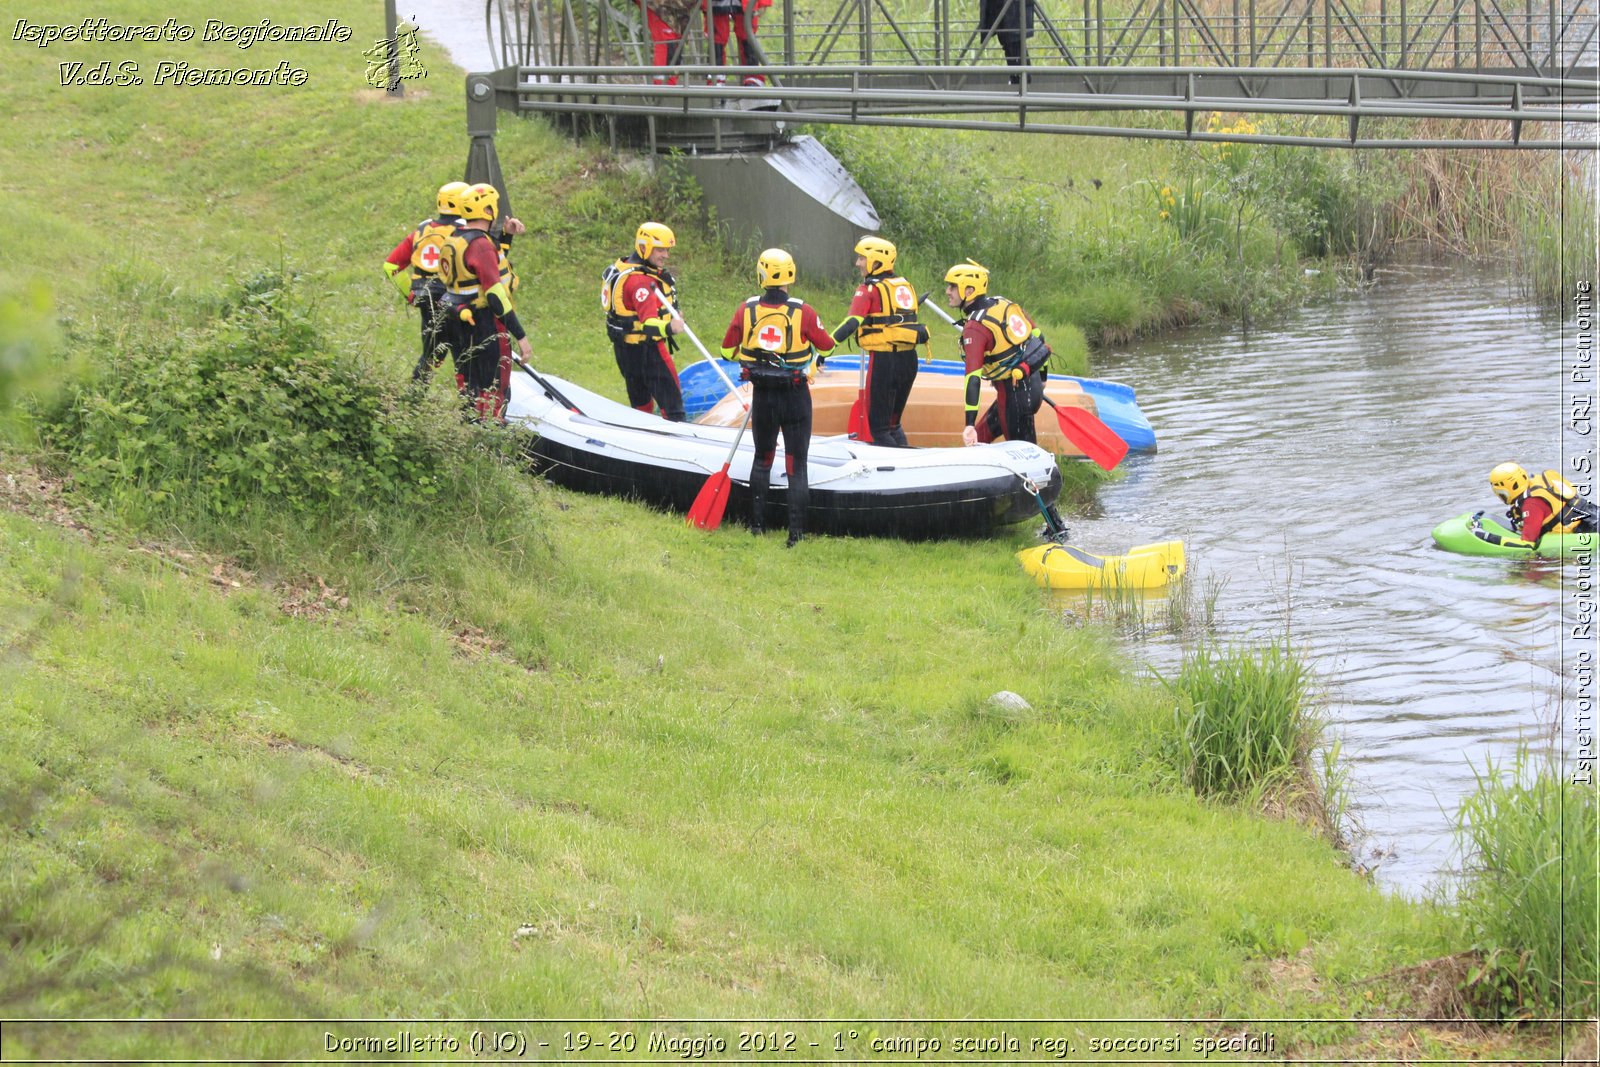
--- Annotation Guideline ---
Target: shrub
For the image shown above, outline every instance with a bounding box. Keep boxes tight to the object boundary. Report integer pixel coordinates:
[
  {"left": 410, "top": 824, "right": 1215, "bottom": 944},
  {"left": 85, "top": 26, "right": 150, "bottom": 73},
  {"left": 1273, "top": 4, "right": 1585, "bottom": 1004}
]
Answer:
[
  {"left": 1453, "top": 751, "right": 1598, "bottom": 1018},
  {"left": 39, "top": 270, "right": 464, "bottom": 523}
]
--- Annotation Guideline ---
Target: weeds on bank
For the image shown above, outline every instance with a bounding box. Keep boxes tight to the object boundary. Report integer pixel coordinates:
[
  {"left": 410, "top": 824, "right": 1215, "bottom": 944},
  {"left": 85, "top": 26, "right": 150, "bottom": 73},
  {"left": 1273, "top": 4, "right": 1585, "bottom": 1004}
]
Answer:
[
  {"left": 1451, "top": 749, "right": 1598, "bottom": 1019},
  {"left": 1053, "top": 459, "right": 1113, "bottom": 513},
  {"left": 1063, "top": 561, "right": 1223, "bottom": 640},
  {"left": 828, "top": 106, "right": 1582, "bottom": 349},
  {"left": 1158, "top": 569, "right": 1224, "bottom": 636},
  {"left": 808, "top": 125, "right": 1055, "bottom": 284}
]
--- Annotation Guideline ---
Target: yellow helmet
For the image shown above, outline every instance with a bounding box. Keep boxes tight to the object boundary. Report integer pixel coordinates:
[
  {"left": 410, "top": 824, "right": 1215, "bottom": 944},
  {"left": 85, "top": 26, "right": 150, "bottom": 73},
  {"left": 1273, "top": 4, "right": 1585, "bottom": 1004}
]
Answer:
[
  {"left": 436, "top": 181, "right": 470, "bottom": 217},
  {"left": 636, "top": 222, "right": 676, "bottom": 259},
  {"left": 1489, "top": 462, "right": 1530, "bottom": 505},
  {"left": 854, "top": 235, "right": 897, "bottom": 276},
  {"left": 944, "top": 259, "right": 990, "bottom": 300},
  {"left": 456, "top": 182, "right": 500, "bottom": 223},
  {"left": 757, "top": 248, "right": 796, "bottom": 288}
]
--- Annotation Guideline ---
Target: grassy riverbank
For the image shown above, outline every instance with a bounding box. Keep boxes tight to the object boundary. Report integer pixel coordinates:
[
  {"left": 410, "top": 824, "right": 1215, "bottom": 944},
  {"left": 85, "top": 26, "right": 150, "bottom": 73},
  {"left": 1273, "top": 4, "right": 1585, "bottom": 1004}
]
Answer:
[{"left": 0, "top": 1, "right": 1585, "bottom": 1059}]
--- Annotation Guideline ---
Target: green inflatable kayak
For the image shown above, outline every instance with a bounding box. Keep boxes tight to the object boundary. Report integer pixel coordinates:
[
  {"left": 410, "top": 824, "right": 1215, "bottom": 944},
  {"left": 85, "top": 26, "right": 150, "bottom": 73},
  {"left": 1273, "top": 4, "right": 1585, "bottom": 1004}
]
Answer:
[{"left": 1431, "top": 512, "right": 1597, "bottom": 559}]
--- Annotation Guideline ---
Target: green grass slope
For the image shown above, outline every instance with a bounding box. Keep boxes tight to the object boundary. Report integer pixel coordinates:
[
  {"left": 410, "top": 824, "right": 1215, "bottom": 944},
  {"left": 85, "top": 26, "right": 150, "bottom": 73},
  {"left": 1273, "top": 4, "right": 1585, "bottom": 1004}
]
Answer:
[{"left": 0, "top": 1, "right": 1557, "bottom": 1059}]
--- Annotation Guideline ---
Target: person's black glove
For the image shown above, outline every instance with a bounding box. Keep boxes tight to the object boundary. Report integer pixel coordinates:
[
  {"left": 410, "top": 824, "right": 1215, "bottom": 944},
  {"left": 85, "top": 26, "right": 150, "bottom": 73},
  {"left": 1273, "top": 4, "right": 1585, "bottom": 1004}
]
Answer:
[{"left": 1471, "top": 524, "right": 1535, "bottom": 550}]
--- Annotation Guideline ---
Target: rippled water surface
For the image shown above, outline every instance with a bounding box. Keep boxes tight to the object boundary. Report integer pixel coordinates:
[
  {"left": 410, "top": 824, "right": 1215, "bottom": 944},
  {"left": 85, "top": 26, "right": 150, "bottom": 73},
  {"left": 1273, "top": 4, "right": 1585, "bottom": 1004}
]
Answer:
[{"left": 1080, "top": 263, "right": 1594, "bottom": 896}]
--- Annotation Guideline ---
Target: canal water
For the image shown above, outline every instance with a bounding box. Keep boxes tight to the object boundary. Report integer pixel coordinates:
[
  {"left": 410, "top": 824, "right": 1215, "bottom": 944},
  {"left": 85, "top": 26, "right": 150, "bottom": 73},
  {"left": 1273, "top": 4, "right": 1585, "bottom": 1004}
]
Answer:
[{"left": 1079, "top": 261, "right": 1593, "bottom": 898}]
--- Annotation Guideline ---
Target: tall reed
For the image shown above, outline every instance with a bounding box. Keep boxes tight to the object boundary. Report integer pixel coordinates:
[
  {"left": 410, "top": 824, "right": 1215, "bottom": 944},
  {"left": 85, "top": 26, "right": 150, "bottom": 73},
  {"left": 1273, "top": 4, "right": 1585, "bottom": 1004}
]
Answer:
[
  {"left": 1453, "top": 749, "right": 1598, "bottom": 1019},
  {"left": 1511, "top": 161, "right": 1598, "bottom": 307}
]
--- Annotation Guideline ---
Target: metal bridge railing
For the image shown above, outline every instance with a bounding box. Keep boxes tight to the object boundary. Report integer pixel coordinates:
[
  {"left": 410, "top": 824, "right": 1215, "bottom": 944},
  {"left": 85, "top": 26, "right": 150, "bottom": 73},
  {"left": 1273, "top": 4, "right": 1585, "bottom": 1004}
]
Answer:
[
  {"left": 478, "top": 0, "right": 1598, "bottom": 150},
  {"left": 488, "top": 0, "right": 1598, "bottom": 75},
  {"left": 489, "top": 61, "right": 1598, "bottom": 149}
]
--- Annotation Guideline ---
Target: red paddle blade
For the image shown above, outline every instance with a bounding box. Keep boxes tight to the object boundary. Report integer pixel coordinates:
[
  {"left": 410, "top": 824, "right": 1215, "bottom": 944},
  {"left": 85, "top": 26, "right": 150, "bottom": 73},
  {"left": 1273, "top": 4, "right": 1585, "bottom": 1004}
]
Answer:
[
  {"left": 687, "top": 465, "right": 735, "bottom": 530},
  {"left": 848, "top": 394, "right": 873, "bottom": 442},
  {"left": 1053, "top": 403, "right": 1128, "bottom": 471}
]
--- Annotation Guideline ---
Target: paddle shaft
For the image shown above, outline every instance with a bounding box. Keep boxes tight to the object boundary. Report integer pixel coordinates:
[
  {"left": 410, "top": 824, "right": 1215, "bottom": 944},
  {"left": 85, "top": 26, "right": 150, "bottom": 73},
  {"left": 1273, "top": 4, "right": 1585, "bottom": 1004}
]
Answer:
[
  {"left": 714, "top": 405, "right": 753, "bottom": 469},
  {"left": 511, "top": 353, "right": 583, "bottom": 414},
  {"left": 920, "top": 292, "right": 960, "bottom": 328},
  {"left": 654, "top": 290, "right": 749, "bottom": 412}
]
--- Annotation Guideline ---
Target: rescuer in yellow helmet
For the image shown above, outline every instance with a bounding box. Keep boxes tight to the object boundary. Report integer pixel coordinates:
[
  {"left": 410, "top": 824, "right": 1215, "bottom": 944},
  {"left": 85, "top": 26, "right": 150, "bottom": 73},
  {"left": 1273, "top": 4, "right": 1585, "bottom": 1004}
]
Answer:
[
  {"left": 829, "top": 235, "right": 929, "bottom": 447},
  {"left": 1475, "top": 462, "right": 1598, "bottom": 548},
  {"left": 716, "top": 249, "right": 838, "bottom": 547},
  {"left": 943, "top": 259, "right": 1052, "bottom": 449},
  {"left": 945, "top": 259, "right": 1066, "bottom": 539},
  {"left": 383, "top": 181, "right": 471, "bottom": 388},
  {"left": 602, "top": 222, "right": 688, "bottom": 420},
  {"left": 384, "top": 180, "right": 525, "bottom": 396},
  {"left": 435, "top": 182, "right": 532, "bottom": 423}
]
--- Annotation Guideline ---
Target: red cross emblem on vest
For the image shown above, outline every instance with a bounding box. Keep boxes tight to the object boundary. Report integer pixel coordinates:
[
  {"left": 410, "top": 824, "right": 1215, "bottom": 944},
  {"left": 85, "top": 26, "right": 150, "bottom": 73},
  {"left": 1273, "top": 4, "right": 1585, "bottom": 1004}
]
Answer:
[
  {"left": 419, "top": 244, "right": 441, "bottom": 272},
  {"left": 757, "top": 324, "right": 784, "bottom": 349}
]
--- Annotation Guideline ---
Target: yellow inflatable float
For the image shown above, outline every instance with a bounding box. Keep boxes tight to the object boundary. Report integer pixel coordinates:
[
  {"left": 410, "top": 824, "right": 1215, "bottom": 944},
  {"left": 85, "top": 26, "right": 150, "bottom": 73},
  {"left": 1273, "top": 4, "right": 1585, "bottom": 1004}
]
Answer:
[{"left": 1016, "top": 540, "right": 1186, "bottom": 591}]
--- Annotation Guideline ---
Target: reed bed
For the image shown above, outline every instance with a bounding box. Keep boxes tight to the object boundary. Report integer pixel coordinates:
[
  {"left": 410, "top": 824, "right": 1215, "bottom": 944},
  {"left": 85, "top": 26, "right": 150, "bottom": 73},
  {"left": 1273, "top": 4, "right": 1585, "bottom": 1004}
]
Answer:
[{"left": 1160, "top": 639, "right": 1347, "bottom": 843}]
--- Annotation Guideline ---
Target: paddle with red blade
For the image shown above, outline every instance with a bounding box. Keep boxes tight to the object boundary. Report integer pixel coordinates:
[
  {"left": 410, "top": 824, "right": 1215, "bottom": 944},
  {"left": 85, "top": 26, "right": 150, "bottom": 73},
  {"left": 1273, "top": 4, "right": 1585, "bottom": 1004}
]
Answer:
[
  {"left": 918, "top": 293, "right": 1126, "bottom": 471},
  {"left": 1040, "top": 395, "right": 1127, "bottom": 471},
  {"left": 848, "top": 353, "right": 872, "bottom": 442},
  {"left": 686, "top": 406, "right": 753, "bottom": 531}
]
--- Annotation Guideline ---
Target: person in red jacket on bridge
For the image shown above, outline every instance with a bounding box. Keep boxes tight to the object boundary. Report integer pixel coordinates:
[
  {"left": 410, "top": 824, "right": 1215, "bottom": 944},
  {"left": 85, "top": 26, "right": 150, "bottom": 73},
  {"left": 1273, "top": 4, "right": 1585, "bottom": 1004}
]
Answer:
[{"left": 707, "top": 0, "right": 773, "bottom": 85}]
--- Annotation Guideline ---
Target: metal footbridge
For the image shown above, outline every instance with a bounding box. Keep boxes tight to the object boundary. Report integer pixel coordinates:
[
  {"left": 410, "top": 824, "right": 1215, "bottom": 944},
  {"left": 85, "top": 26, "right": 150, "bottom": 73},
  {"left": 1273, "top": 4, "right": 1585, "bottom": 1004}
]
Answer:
[{"left": 469, "top": 0, "right": 1599, "bottom": 152}]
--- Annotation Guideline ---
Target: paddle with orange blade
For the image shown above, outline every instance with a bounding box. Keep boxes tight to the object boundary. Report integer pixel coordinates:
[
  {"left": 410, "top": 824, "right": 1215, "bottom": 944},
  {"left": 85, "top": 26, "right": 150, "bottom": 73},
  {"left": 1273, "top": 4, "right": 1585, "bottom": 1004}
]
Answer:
[
  {"left": 919, "top": 294, "right": 1126, "bottom": 471},
  {"left": 686, "top": 406, "right": 753, "bottom": 531}
]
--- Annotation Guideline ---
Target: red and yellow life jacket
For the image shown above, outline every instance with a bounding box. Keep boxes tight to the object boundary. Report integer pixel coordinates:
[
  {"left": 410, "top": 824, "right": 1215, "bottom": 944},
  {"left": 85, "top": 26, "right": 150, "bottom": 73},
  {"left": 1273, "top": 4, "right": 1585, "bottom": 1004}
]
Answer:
[
  {"left": 602, "top": 257, "right": 676, "bottom": 344},
  {"left": 437, "top": 228, "right": 510, "bottom": 312},
  {"left": 1513, "top": 469, "right": 1592, "bottom": 538},
  {"left": 966, "top": 295, "right": 1048, "bottom": 381},
  {"left": 856, "top": 275, "right": 925, "bottom": 352},
  {"left": 736, "top": 297, "right": 813, "bottom": 371},
  {"left": 408, "top": 218, "right": 456, "bottom": 287}
]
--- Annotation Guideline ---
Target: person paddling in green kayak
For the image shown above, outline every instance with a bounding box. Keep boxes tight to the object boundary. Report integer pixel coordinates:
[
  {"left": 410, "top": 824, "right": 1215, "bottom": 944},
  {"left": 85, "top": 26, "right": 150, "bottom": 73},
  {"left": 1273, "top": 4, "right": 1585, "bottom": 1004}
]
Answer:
[{"left": 1473, "top": 463, "right": 1599, "bottom": 548}]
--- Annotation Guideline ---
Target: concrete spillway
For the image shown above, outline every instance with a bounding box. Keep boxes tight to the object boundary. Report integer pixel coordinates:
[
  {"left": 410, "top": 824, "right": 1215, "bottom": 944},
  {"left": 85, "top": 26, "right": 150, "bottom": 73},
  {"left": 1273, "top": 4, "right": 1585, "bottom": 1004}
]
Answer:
[{"left": 678, "top": 135, "right": 880, "bottom": 281}]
